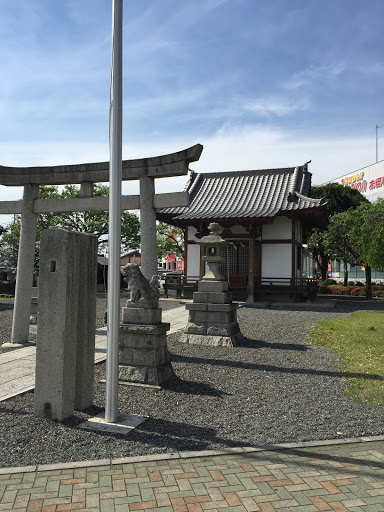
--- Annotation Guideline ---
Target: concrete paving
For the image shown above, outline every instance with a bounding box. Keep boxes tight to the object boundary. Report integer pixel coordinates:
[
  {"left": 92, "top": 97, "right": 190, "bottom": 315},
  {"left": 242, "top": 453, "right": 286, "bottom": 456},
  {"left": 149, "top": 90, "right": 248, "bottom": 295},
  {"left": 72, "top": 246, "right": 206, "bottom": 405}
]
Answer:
[{"left": 0, "top": 306, "right": 189, "bottom": 402}]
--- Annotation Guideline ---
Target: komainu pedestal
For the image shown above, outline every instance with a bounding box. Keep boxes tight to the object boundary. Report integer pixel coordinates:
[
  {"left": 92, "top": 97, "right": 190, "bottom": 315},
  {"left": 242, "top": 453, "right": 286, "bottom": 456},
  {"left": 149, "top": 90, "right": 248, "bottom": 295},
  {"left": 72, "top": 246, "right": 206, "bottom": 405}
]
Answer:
[
  {"left": 119, "top": 264, "right": 174, "bottom": 387},
  {"left": 181, "top": 223, "right": 244, "bottom": 347}
]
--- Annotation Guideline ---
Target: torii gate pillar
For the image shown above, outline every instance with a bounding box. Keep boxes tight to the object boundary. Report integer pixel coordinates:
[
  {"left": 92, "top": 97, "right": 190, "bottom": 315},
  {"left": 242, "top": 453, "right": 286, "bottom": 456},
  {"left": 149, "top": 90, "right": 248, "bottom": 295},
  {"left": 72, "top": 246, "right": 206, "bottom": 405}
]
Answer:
[
  {"left": 9, "top": 184, "right": 39, "bottom": 346},
  {"left": 140, "top": 176, "right": 157, "bottom": 280}
]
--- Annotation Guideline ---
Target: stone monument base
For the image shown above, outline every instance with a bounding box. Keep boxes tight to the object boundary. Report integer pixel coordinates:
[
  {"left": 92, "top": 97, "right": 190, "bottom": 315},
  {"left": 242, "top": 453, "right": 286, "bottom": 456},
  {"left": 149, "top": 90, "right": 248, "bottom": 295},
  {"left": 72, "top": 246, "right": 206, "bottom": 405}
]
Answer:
[
  {"left": 181, "top": 302, "right": 243, "bottom": 347},
  {"left": 180, "top": 331, "right": 244, "bottom": 347},
  {"left": 119, "top": 322, "right": 174, "bottom": 386}
]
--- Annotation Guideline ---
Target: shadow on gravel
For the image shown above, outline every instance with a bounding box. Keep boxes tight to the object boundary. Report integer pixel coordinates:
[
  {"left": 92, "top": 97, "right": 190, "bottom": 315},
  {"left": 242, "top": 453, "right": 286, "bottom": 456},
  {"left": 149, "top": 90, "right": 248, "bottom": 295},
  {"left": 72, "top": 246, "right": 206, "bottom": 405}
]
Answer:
[
  {"left": 161, "top": 376, "right": 228, "bottom": 397},
  {"left": 68, "top": 413, "right": 240, "bottom": 451},
  {"left": 171, "top": 353, "right": 383, "bottom": 381},
  {"left": 0, "top": 303, "right": 14, "bottom": 311},
  {"left": 0, "top": 405, "right": 30, "bottom": 416},
  {"left": 130, "top": 417, "right": 237, "bottom": 450},
  {"left": 241, "top": 337, "right": 309, "bottom": 351},
  {"left": 68, "top": 415, "right": 384, "bottom": 471}
]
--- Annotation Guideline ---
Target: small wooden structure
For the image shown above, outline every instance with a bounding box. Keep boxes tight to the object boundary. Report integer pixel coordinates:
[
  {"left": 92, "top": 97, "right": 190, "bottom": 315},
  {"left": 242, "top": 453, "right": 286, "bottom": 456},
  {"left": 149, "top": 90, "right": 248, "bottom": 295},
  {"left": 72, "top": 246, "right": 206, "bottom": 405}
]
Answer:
[{"left": 121, "top": 250, "right": 141, "bottom": 266}]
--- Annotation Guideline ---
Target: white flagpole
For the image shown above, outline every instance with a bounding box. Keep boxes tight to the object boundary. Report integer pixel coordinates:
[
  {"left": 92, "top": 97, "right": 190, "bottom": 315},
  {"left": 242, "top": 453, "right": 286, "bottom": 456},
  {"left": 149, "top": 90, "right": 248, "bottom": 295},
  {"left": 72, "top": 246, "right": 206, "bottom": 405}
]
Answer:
[{"left": 105, "top": 0, "right": 123, "bottom": 423}]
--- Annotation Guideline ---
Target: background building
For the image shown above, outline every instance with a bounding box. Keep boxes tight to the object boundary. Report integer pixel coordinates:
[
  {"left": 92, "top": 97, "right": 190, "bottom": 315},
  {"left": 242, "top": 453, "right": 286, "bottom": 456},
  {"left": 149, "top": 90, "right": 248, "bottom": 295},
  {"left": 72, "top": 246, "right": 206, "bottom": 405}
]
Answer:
[
  {"left": 325, "top": 160, "right": 384, "bottom": 282},
  {"left": 326, "top": 160, "right": 384, "bottom": 202}
]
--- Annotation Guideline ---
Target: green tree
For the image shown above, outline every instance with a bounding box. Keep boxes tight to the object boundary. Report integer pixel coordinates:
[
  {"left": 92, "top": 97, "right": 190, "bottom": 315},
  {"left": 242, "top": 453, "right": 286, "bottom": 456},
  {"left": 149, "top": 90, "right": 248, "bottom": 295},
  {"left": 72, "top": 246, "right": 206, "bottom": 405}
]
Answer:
[
  {"left": 350, "top": 199, "right": 384, "bottom": 299},
  {"left": 307, "top": 184, "right": 368, "bottom": 281},
  {"left": 156, "top": 222, "right": 184, "bottom": 261},
  {"left": 311, "top": 183, "right": 368, "bottom": 214},
  {"left": 0, "top": 184, "right": 141, "bottom": 268},
  {"left": 323, "top": 211, "right": 359, "bottom": 286},
  {"left": 0, "top": 217, "right": 21, "bottom": 267}
]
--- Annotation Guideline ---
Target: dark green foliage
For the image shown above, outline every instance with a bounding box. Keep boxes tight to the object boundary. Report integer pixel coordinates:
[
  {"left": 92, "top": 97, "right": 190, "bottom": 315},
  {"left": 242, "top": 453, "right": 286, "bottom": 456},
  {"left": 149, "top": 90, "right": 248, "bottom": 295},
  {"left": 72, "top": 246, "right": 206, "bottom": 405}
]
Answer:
[
  {"left": 311, "top": 183, "right": 369, "bottom": 215},
  {"left": 322, "top": 278, "right": 337, "bottom": 285}
]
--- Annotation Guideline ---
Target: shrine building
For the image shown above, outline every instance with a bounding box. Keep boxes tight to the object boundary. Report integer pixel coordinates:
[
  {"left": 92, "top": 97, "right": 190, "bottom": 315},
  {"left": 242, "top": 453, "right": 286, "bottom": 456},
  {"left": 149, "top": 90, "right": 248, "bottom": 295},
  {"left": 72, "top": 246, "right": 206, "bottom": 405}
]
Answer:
[{"left": 157, "top": 162, "right": 327, "bottom": 302}]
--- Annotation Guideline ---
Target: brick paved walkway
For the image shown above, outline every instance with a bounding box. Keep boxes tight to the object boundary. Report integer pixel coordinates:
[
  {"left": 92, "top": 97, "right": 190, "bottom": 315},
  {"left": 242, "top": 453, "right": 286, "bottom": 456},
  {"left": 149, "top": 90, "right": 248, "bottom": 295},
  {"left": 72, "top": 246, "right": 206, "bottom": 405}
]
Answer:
[{"left": 1, "top": 439, "right": 384, "bottom": 512}]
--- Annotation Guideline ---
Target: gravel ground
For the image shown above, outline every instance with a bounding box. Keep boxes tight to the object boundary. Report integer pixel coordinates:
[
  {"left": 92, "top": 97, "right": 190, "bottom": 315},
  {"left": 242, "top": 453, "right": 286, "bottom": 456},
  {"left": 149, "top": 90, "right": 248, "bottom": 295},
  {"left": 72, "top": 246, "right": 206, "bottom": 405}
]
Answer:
[{"left": 1, "top": 298, "right": 384, "bottom": 468}]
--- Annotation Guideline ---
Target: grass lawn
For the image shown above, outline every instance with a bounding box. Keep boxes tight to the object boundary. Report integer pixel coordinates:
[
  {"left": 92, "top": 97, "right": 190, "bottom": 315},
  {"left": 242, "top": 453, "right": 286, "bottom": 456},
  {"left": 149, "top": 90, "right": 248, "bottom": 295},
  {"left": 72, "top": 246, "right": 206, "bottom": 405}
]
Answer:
[{"left": 308, "top": 311, "right": 384, "bottom": 406}]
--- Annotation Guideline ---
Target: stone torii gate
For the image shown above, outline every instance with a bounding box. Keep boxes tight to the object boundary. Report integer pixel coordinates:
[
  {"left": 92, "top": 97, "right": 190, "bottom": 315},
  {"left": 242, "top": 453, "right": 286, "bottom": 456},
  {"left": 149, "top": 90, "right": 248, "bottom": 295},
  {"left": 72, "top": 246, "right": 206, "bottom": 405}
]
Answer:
[{"left": 0, "top": 144, "right": 203, "bottom": 347}]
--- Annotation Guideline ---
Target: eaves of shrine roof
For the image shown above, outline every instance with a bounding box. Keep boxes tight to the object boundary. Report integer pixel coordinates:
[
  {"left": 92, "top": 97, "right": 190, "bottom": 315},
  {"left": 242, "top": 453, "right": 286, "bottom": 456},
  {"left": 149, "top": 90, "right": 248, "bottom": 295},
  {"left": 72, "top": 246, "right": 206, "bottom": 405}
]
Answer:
[{"left": 157, "top": 165, "right": 326, "bottom": 222}]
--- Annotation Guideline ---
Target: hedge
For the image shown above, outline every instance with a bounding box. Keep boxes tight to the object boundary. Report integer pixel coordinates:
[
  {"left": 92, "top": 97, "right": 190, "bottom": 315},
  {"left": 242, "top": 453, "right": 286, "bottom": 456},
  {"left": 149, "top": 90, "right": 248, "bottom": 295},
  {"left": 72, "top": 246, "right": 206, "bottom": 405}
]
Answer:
[{"left": 318, "top": 284, "right": 384, "bottom": 297}]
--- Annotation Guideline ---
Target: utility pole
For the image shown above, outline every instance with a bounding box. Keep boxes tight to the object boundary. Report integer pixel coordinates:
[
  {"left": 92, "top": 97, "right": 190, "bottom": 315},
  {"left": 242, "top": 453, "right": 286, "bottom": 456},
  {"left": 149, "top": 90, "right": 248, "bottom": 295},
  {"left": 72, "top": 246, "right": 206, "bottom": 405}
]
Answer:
[{"left": 377, "top": 124, "right": 381, "bottom": 163}]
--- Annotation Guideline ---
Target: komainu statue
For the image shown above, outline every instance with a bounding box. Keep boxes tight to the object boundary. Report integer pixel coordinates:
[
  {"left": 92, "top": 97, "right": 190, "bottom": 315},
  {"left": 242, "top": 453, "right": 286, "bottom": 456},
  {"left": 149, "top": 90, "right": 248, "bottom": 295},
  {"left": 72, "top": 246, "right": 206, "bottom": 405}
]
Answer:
[{"left": 121, "top": 263, "right": 160, "bottom": 304}]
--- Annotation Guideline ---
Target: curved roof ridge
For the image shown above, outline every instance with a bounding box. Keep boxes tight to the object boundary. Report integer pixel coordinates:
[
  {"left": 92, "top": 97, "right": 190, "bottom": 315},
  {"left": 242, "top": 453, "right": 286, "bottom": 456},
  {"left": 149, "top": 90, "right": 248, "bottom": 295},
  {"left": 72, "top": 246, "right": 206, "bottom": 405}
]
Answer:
[
  {"left": 191, "top": 167, "right": 296, "bottom": 179},
  {"left": 156, "top": 165, "right": 327, "bottom": 223},
  {"left": 295, "top": 191, "right": 325, "bottom": 205}
]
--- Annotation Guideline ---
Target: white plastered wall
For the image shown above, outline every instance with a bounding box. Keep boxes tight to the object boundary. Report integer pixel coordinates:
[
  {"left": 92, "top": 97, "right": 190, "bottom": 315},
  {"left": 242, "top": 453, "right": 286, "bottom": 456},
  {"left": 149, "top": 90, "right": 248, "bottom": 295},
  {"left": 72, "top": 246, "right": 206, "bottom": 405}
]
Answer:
[
  {"left": 186, "top": 226, "right": 200, "bottom": 279},
  {"left": 261, "top": 217, "right": 292, "bottom": 282},
  {"left": 262, "top": 216, "right": 291, "bottom": 240},
  {"left": 295, "top": 219, "right": 302, "bottom": 280},
  {"left": 262, "top": 244, "right": 292, "bottom": 280}
]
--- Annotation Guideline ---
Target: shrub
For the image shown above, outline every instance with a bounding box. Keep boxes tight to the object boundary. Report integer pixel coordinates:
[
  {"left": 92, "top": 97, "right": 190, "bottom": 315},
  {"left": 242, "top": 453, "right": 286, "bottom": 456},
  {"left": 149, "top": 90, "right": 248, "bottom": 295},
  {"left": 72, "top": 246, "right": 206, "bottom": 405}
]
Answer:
[
  {"left": 318, "top": 285, "right": 330, "bottom": 294},
  {"left": 374, "top": 290, "right": 384, "bottom": 298},
  {"left": 355, "top": 281, "right": 365, "bottom": 286},
  {"left": 348, "top": 281, "right": 355, "bottom": 286},
  {"left": 351, "top": 287, "right": 366, "bottom": 296},
  {"left": 331, "top": 286, "right": 349, "bottom": 295},
  {"left": 322, "top": 278, "right": 337, "bottom": 285}
]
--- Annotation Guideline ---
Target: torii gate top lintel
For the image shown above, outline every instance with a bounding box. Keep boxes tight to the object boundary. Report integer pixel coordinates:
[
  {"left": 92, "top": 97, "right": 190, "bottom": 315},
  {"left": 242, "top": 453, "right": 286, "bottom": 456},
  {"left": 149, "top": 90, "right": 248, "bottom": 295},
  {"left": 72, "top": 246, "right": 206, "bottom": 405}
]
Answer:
[{"left": 0, "top": 144, "right": 203, "bottom": 186}]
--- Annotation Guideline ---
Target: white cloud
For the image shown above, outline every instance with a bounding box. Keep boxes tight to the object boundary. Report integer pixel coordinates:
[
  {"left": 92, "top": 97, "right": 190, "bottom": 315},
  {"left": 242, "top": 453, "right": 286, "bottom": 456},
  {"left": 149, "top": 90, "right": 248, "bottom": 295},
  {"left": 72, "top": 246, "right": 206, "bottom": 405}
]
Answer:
[
  {"left": 0, "top": 125, "right": 378, "bottom": 227},
  {"left": 0, "top": 124, "right": 376, "bottom": 201},
  {"left": 191, "top": 125, "right": 375, "bottom": 186},
  {"left": 285, "top": 63, "right": 346, "bottom": 91},
  {"left": 242, "top": 96, "right": 310, "bottom": 117}
]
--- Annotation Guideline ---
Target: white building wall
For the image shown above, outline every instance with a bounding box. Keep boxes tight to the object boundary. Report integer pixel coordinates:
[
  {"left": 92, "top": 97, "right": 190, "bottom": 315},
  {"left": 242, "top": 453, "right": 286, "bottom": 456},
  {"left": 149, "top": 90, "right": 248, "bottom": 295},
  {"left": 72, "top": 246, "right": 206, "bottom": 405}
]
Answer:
[
  {"left": 262, "top": 244, "right": 291, "bottom": 279},
  {"left": 188, "top": 226, "right": 198, "bottom": 238},
  {"left": 262, "top": 217, "right": 291, "bottom": 239},
  {"left": 186, "top": 244, "right": 200, "bottom": 278},
  {"left": 326, "top": 160, "right": 384, "bottom": 203},
  {"left": 185, "top": 226, "right": 200, "bottom": 279}
]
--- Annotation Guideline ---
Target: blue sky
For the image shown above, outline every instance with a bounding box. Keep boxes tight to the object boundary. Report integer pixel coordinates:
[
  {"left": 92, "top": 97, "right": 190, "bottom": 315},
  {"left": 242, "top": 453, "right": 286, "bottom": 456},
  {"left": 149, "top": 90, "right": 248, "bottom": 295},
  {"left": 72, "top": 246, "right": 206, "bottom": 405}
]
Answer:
[{"left": 1, "top": 0, "right": 384, "bottom": 218}]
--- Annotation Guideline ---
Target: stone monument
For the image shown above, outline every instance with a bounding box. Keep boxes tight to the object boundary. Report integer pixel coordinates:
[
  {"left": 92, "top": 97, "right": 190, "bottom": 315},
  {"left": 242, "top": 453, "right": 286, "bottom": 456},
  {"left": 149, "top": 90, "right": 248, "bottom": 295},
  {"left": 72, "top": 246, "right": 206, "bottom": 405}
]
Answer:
[
  {"left": 34, "top": 228, "right": 98, "bottom": 421},
  {"left": 182, "top": 223, "right": 243, "bottom": 346},
  {"left": 119, "top": 264, "right": 174, "bottom": 387}
]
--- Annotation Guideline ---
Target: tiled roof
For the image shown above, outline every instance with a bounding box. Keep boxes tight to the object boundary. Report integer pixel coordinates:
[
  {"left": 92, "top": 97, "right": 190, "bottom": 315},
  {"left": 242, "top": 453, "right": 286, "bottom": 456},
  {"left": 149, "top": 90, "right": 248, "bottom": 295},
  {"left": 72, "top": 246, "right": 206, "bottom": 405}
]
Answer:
[{"left": 157, "top": 164, "right": 326, "bottom": 222}]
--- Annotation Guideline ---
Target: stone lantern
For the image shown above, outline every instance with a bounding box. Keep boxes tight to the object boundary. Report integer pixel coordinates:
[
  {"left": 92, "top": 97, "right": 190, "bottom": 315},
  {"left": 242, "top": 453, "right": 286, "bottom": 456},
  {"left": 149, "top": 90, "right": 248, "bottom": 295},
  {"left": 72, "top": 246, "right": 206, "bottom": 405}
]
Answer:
[
  {"left": 181, "top": 223, "right": 244, "bottom": 347},
  {"left": 198, "top": 222, "right": 227, "bottom": 281}
]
